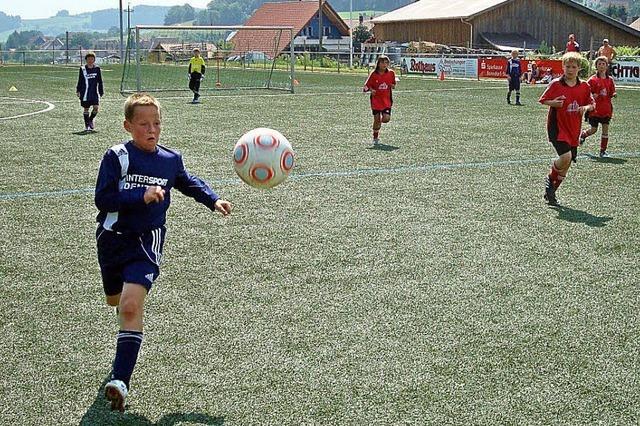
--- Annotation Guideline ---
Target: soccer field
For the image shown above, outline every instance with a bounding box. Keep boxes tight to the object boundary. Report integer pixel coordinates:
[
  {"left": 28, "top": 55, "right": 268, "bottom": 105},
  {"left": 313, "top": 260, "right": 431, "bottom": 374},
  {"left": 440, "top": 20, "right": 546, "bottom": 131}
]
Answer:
[{"left": 0, "top": 65, "right": 639, "bottom": 425}]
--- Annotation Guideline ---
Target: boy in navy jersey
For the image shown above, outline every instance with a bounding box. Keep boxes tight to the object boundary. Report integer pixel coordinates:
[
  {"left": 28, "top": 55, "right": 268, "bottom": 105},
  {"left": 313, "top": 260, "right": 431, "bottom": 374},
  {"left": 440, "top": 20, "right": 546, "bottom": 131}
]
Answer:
[
  {"left": 506, "top": 49, "right": 522, "bottom": 105},
  {"left": 96, "top": 93, "right": 232, "bottom": 411},
  {"left": 76, "top": 52, "right": 104, "bottom": 131},
  {"left": 539, "top": 52, "right": 594, "bottom": 205}
]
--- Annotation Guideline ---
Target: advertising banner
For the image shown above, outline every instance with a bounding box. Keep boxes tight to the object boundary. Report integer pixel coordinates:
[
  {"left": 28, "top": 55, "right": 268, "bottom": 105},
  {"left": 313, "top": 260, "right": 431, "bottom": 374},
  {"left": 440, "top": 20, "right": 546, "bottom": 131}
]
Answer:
[
  {"left": 610, "top": 61, "right": 640, "bottom": 84},
  {"left": 401, "top": 57, "right": 478, "bottom": 78}
]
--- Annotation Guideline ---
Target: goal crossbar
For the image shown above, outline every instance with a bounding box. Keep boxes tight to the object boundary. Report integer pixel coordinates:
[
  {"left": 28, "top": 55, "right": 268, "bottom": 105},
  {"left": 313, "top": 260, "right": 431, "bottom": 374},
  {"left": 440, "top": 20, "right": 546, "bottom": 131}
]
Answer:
[{"left": 122, "top": 25, "right": 296, "bottom": 95}]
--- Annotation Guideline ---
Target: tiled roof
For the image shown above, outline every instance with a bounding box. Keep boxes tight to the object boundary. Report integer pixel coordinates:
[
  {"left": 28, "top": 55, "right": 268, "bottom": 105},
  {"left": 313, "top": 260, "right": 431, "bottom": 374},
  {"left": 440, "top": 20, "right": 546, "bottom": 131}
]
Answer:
[{"left": 231, "top": 1, "right": 349, "bottom": 56}]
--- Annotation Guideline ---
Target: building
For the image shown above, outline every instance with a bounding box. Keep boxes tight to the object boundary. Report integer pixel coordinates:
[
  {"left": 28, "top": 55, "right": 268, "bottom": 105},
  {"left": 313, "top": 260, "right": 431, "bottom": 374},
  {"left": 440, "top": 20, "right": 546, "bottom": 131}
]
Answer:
[
  {"left": 371, "top": 0, "right": 640, "bottom": 51},
  {"left": 231, "top": 0, "right": 350, "bottom": 56},
  {"left": 631, "top": 17, "right": 640, "bottom": 30}
]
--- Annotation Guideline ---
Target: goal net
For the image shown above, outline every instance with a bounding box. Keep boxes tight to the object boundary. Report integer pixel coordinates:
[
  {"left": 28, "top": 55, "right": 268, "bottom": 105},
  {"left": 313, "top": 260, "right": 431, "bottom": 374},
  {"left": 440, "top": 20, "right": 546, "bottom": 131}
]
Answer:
[{"left": 121, "top": 25, "right": 296, "bottom": 95}]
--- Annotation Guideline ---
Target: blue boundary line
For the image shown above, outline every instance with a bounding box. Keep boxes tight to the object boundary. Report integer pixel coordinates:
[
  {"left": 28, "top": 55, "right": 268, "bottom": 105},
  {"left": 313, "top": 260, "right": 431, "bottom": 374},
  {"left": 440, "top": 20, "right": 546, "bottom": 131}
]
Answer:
[{"left": 1, "top": 152, "right": 638, "bottom": 201}]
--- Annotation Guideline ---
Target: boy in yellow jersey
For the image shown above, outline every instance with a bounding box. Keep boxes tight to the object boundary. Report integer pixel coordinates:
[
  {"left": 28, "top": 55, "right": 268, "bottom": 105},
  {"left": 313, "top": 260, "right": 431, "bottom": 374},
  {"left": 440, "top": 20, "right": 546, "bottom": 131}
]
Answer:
[{"left": 188, "top": 48, "right": 206, "bottom": 103}]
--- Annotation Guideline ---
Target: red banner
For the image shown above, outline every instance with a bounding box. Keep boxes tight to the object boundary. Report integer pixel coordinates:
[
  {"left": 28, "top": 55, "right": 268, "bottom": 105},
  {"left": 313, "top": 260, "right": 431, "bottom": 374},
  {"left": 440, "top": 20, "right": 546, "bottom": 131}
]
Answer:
[{"left": 478, "top": 58, "right": 564, "bottom": 79}]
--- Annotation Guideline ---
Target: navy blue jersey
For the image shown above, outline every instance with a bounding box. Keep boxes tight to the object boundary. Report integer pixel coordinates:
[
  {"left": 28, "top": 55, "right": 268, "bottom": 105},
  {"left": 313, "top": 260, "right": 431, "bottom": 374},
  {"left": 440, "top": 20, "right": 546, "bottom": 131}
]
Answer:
[
  {"left": 76, "top": 65, "right": 104, "bottom": 102},
  {"left": 95, "top": 141, "right": 219, "bottom": 234},
  {"left": 506, "top": 58, "right": 522, "bottom": 79}
]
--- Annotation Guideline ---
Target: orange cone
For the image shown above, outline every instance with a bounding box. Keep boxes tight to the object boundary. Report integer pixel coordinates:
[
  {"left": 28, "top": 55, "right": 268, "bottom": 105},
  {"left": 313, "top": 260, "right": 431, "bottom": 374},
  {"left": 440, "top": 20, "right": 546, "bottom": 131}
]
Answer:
[{"left": 439, "top": 70, "right": 445, "bottom": 81}]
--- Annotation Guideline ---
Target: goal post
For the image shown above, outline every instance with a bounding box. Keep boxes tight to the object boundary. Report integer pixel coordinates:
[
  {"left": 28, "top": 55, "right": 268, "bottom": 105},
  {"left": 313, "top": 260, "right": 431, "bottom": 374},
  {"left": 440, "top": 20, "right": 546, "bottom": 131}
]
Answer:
[{"left": 121, "top": 25, "right": 296, "bottom": 95}]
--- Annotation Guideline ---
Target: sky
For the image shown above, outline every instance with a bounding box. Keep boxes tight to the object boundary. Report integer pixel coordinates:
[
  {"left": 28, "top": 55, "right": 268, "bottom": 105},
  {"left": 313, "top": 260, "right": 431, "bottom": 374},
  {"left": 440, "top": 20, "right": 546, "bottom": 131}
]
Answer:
[{"left": 0, "top": 1, "right": 210, "bottom": 19}]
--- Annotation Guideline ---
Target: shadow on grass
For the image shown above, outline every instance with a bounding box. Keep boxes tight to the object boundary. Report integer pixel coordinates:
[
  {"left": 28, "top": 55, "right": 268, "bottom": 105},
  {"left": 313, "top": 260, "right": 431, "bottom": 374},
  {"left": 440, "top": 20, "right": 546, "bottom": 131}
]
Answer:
[
  {"left": 583, "top": 153, "right": 628, "bottom": 165},
  {"left": 80, "top": 375, "right": 224, "bottom": 425},
  {"left": 366, "top": 143, "right": 399, "bottom": 152},
  {"left": 551, "top": 205, "right": 612, "bottom": 228},
  {"left": 72, "top": 130, "right": 94, "bottom": 136}
]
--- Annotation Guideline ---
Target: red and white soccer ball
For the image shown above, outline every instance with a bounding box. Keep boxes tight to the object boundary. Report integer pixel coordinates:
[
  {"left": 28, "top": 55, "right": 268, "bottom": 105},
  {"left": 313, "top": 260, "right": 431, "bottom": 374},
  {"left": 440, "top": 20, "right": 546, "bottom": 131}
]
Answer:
[{"left": 232, "top": 128, "right": 295, "bottom": 189}]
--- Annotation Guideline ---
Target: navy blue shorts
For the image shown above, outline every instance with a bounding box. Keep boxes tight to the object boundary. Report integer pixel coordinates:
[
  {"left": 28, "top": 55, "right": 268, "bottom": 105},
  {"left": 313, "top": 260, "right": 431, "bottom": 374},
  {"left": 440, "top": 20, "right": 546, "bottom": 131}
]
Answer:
[
  {"left": 96, "top": 226, "right": 166, "bottom": 296},
  {"left": 509, "top": 78, "right": 521, "bottom": 91},
  {"left": 81, "top": 100, "right": 99, "bottom": 108}
]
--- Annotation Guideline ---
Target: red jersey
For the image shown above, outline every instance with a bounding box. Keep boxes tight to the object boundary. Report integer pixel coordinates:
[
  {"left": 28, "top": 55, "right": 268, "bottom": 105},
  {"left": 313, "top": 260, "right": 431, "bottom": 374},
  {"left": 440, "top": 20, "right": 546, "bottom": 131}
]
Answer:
[
  {"left": 566, "top": 41, "right": 579, "bottom": 52},
  {"left": 539, "top": 77, "right": 594, "bottom": 147},
  {"left": 587, "top": 75, "right": 615, "bottom": 118},
  {"left": 365, "top": 69, "right": 395, "bottom": 111}
]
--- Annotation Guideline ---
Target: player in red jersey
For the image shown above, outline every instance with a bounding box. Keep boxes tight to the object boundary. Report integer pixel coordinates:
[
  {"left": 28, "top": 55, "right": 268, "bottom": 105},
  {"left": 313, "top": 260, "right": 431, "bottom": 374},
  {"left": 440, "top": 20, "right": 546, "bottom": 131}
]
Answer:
[
  {"left": 539, "top": 52, "right": 595, "bottom": 206},
  {"left": 579, "top": 56, "right": 616, "bottom": 157},
  {"left": 364, "top": 55, "right": 396, "bottom": 145},
  {"left": 566, "top": 34, "right": 580, "bottom": 52}
]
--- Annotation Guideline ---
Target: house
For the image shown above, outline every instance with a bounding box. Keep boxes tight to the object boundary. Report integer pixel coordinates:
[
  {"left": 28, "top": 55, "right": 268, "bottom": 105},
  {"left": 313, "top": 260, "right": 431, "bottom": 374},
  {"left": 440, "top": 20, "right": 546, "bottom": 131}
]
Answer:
[
  {"left": 33, "top": 36, "right": 65, "bottom": 50},
  {"left": 371, "top": 0, "right": 640, "bottom": 51},
  {"left": 231, "top": 0, "right": 351, "bottom": 57},
  {"left": 631, "top": 17, "right": 640, "bottom": 30},
  {"left": 148, "top": 41, "right": 216, "bottom": 63}
]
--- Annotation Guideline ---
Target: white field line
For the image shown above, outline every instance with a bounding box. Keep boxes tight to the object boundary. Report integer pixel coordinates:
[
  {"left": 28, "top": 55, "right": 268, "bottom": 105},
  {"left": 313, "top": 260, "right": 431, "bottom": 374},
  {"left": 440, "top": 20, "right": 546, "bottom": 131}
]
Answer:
[
  {"left": 1, "top": 151, "right": 638, "bottom": 201},
  {"left": 0, "top": 98, "right": 55, "bottom": 120}
]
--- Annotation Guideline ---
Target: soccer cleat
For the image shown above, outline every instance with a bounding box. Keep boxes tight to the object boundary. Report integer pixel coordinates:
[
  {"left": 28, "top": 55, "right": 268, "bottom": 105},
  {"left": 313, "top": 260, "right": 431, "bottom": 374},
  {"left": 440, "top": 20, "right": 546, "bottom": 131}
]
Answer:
[
  {"left": 544, "top": 177, "right": 558, "bottom": 206},
  {"left": 507, "top": 99, "right": 511, "bottom": 105},
  {"left": 88, "top": 120, "right": 95, "bottom": 131},
  {"left": 373, "top": 138, "right": 380, "bottom": 145},
  {"left": 105, "top": 379, "right": 128, "bottom": 412},
  {"left": 579, "top": 136, "right": 586, "bottom": 146},
  {"left": 515, "top": 102, "right": 523, "bottom": 106},
  {"left": 599, "top": 150, "right": 608, "bottom": 158}
]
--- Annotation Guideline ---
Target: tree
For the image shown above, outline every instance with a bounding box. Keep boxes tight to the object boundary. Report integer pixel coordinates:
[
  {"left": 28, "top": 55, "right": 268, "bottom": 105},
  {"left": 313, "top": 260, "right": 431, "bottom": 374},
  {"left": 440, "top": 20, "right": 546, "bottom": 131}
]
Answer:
[
  {"left": 56, "top": 10, "right": 70, "bottom": 17},
  {"left": 353, "top": 24, "right": 372, "bottom": 43},
  {"left": 68, "top": 32, "right": 92, "bottom": 49},
  {"left": 0, "top": 11, "right": 21, "bottom": 32},
  {"left": 6, "top": 30, "right": 43, "bottom": 49},
  {"left": 164, "top": 4, "right": 196, "bottom": 25}
]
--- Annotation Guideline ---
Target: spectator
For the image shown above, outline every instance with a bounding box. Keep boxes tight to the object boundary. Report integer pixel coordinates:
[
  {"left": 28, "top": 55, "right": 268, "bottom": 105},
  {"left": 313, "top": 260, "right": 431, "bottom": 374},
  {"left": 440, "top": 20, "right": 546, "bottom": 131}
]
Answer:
[
  {"left": 597, "top": 38, "right": 616, "bottom": 63},
  {"left": 525, "top": 62, "right": 541, "bottom": 84},
  {"left": 566, "top": 34, "right": 580, "bottom": 52}
]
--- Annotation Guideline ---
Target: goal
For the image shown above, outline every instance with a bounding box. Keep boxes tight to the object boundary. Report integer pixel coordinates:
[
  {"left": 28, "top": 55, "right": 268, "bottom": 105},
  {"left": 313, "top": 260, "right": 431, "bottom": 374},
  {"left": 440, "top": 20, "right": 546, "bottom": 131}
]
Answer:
[{"left": 121, "top": 25, "right": 296, "bottom": 95}]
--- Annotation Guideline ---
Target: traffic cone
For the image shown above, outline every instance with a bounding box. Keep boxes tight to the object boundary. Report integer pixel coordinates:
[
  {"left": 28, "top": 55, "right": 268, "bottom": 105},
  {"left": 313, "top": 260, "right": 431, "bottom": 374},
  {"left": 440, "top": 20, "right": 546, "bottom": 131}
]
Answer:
[
  {"left": 439, "top": 70, "right": 445, "bottom": 81},
  {"left": 9, "top": 86, "right": 17, "bottom": 92}
]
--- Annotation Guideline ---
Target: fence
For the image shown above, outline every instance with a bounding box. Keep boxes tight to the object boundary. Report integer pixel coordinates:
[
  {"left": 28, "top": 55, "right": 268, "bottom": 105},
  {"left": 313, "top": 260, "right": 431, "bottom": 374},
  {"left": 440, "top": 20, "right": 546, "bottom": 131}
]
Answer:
[
  {"left": 0, "top": 48, "right": 118, "bottom": 66},
  {"left": 3, "top": 46, "right": 639, "bottom": 85}
]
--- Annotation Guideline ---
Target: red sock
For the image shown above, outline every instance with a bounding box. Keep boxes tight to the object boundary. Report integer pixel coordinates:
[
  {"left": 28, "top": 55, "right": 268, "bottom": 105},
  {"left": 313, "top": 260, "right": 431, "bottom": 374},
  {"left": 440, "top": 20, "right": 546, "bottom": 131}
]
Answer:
[
  {"left": 373, "top": 130, "right": 379, "bottom": 139},
  {"left": 556, "top": 172, "right": 566, "bottom": 189},
  {"left": 600, "top": 136, "right": 609, "bottom": 152}
]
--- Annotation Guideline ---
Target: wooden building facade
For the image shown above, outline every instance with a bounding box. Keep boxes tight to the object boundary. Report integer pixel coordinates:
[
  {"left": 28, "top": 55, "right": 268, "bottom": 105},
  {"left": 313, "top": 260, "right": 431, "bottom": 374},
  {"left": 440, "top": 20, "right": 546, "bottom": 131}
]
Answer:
[{"left": 372, "top": 0, "right": 640, "bottom": 50}]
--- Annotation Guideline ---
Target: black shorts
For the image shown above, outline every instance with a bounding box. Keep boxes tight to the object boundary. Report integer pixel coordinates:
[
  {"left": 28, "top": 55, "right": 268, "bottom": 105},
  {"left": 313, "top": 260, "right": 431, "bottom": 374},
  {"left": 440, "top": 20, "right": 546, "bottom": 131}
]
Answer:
[
  {"left": 588, "top": 115, "right": 611, "bottom": 128},
  {"left": 96, "top": 226, "right": 166, "bottom": 296},
  {"left": 551, "top": 139, "right": 578, "bottom": 163},
  {"left": 509, "top": 78, "right": 521, "bottom": 91},
  {"left": 372, "top": 108, "right": 391, "bottom": 116},
  {"left": 80, "top": 100, "right": 99, "bottom": 108}
]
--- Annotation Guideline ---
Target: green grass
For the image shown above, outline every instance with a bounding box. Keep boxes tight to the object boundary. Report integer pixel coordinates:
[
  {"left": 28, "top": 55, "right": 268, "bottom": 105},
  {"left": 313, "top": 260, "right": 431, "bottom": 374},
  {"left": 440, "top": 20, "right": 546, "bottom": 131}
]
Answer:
[{"left": 0, "top": 66, "right": 639, "bottom": 424}]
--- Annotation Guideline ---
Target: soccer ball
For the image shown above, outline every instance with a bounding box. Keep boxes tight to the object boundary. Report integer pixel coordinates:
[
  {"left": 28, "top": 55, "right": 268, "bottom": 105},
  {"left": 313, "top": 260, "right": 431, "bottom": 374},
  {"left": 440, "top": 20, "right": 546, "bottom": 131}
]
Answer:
[{"left": 232, "top": 128, "right": 295, "bottom": 189}]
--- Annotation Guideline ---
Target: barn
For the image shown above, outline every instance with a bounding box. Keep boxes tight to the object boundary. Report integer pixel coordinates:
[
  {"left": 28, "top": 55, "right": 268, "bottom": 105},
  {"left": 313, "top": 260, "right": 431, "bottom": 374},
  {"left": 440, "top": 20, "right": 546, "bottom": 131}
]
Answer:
[{"left": 371, "top": 0, "right": 640, "bottom": 50}]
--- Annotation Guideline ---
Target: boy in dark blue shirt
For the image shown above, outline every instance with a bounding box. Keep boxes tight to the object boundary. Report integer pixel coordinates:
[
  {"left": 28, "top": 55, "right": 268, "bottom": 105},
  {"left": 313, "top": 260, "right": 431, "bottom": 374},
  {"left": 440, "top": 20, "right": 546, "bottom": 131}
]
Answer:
[
  {"left": 96, "top": 93, "right": 232, "bottom": 411},
  {"left": 506, "top": 49, "right": 522, "bottom": 105},
  {"left": 76, "top": 51, "right": 104, "bottom": 131}
]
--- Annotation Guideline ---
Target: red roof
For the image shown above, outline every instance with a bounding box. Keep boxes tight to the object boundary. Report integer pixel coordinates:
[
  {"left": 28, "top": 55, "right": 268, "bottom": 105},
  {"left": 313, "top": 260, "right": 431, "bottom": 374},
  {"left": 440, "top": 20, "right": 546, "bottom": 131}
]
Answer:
[{"left": 231, "top": 1, "right": 349, "bottom": 57}]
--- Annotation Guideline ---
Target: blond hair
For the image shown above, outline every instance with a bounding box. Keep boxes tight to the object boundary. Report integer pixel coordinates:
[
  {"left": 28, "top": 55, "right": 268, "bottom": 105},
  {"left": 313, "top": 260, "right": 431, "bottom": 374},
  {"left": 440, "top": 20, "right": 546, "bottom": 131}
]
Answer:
[
  {"left": 124, "top": 93, "right": 161, "bottom": 121},
  {"left": 561, "top": 52, "right": 582, "bottom": 66}
]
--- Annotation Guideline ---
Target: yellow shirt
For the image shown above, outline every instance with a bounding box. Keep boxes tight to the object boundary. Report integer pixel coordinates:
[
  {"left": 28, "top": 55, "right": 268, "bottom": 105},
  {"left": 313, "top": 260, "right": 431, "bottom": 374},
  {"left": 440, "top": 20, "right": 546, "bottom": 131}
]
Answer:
[{"left": 189, "top": 56, "right": 205, "bottom": 74}]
